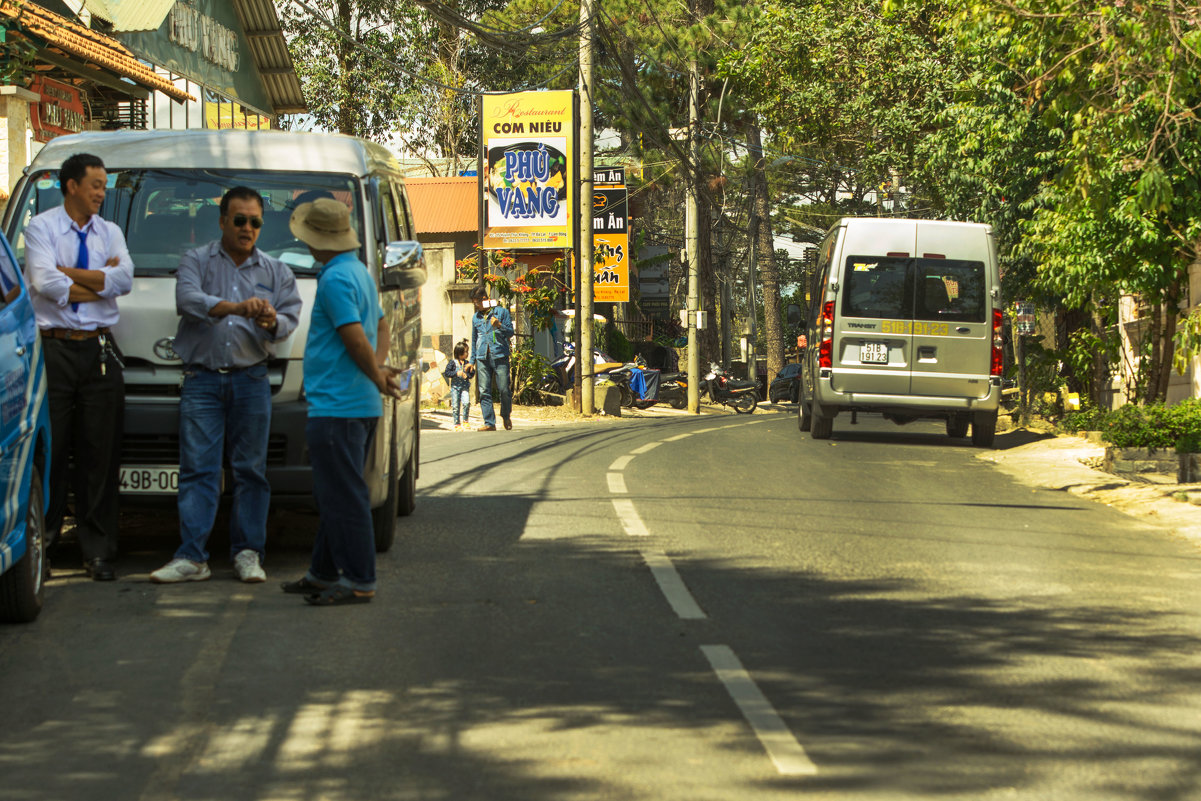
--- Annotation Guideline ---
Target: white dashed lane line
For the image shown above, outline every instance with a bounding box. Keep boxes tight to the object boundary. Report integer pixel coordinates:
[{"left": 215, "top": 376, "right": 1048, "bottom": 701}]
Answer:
[
  {"left": 642, "top": 550, "right": 707, "bottom": 620},
  {"left": 608, "top": 418, "right": 817, "bottom": 778},
  {"left": 611, "top": 498, "right": 650, "bottom": 537},
  {"left": 702, "top": 645, "right": 818, "bottom": 777}
]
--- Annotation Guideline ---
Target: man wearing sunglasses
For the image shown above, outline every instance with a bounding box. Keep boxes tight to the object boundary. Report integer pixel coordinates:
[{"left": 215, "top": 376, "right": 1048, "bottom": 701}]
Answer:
[{"left": 151, "top": 186, "right": 302, "bottom": 585}]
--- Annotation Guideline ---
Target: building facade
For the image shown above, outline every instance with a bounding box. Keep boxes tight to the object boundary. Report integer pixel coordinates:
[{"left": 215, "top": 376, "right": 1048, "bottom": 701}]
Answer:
[{"left": 1, "top": 0, "right": 303, "bottom": 203}]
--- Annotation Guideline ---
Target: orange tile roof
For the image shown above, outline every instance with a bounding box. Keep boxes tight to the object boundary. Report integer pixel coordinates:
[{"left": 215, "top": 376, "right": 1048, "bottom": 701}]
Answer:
[
  {"left": 405, "top": 176, "right": 479, "bottom": 235},
  {"left": 1, "top": 0, "right": 194, "bottom": 103}
]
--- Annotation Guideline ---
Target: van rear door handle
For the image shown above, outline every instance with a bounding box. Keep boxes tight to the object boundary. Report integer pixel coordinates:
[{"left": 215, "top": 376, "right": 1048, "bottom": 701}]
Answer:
[
  {"left": 918, "top": 346, "right": 937, "bottom": 360},
  {"left": 956, "top": 326, "right": 970, "bottom": 333}
]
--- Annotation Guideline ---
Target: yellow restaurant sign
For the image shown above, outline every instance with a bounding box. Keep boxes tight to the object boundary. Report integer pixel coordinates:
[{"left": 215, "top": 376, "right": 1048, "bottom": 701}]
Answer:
[{"left": 482, "top": 91, "right": 574, "bottom": 250}]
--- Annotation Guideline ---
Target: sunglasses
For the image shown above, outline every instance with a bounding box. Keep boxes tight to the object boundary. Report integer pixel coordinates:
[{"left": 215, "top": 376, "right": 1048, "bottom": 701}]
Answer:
[{"left": 231, "top": 214, "right": 263, "bottom": 229}]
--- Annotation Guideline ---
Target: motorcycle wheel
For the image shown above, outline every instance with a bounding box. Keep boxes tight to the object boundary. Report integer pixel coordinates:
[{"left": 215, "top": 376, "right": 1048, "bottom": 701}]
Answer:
[
  {"left": 732, "top": 393, "right": 757, "bottom": 414},
  {"left": 669, "top": 395, "right": 686, "bottom": 409}
]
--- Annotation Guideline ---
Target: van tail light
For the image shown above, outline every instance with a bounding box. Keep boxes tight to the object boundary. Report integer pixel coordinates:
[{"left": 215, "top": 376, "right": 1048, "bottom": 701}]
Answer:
[
  {"left": 991, "top": 308, "right": 1004, "bottom": 377},
  {"left": 818, "top": 300, "right": 835, "bottom": 369}
]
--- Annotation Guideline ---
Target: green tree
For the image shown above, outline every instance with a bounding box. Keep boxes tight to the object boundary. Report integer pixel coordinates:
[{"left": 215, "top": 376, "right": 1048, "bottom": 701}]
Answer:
[{"left": 935, "top": 1, "right": 1201, "bottom": 403}]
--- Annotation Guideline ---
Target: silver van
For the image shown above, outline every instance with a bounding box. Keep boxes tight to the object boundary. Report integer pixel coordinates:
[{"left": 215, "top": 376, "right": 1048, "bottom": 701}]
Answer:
[
  {"left": 797, "top": 217, "right": 1003, "bottom": 447},
  {"left": 4, "top": 130, "right": 427, "bottom": 551}
]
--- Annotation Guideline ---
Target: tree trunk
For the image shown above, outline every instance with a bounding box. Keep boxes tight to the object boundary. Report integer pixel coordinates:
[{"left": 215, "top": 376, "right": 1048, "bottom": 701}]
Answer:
[{"left": 748, "top": 124, "right": 783, "bottom": 387}]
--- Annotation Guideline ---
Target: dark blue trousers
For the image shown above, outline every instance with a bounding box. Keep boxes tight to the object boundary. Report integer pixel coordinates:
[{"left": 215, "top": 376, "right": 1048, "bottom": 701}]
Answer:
[{"left": 305, "top": 416, "right": 378, "bottom": 591}]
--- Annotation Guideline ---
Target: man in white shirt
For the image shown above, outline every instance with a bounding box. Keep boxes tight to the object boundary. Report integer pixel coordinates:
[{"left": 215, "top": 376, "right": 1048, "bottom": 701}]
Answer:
[{"left": 23, "top": 153, "right": 133, "bottom": 581}]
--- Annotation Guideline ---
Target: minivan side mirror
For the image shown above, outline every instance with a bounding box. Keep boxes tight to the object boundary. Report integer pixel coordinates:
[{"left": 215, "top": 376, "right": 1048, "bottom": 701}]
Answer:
[{"left": 380, "top": 240, "right": 428, "bottom": 291}]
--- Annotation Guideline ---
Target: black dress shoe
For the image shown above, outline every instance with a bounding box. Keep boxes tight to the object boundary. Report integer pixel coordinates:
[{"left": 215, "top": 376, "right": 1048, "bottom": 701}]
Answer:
[{"left": 84, "top": 558, "right": 116, "bottom": 582}]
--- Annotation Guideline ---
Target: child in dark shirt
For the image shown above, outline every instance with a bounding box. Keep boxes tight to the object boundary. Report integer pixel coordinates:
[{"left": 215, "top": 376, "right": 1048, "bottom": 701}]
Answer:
[{"left": 443, "top": 339, "right": 475, "bottom": 430}]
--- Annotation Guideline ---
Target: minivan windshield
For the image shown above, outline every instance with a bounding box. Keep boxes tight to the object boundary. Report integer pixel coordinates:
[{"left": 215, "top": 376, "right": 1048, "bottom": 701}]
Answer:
[
  {"left": 6, "top": 169, "right": 362, "bottom": 276},
  {"left": 842, "top": 256, "right": 986, "bottom": 323}
]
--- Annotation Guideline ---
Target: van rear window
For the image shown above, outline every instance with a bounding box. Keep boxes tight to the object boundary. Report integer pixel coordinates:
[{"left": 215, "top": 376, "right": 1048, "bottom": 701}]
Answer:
[
  {"left": 842, "top": 256, "right": 986, "bottom": 323},
  {"left": 7, "top": 169, "right": 361, "bottom": 276},
  {"left": 843, "top": 257, "right": 908, "bottom": 319}
]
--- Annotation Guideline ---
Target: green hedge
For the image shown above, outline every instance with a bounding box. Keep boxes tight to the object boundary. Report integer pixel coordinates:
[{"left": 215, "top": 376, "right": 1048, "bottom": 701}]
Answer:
[{"left": 1062, "top": 399, "right": 1201, "bottom": 451}]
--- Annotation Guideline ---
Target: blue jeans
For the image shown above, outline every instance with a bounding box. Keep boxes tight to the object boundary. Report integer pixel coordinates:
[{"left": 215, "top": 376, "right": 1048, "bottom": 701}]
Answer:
[
  {"left": 476, "top": 356, "right": 510, "bottom": 427},
  {"left": 305, "top": 417, "right": 378, "bottom": 591},
  {"left": 176, "top": 365, "right": 271, "bottom": 563},
  {"left": 451, "top": 386, "right": 471, "bottom": 426}
]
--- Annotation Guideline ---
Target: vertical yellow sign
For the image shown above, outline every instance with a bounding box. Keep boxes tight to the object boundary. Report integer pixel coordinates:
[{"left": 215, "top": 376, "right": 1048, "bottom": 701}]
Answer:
[
  {"left": 592, "top": 184, "right": 628, "bottom": 303},
  {"left": 482, "top": 91, "right": 574, "bottom": 250}
]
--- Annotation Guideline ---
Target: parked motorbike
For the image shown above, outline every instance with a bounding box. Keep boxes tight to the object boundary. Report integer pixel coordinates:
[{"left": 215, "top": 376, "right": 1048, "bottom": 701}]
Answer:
[
  {"left": 657, "top": 372, "right": 688, "bottom": 409},
  {"left": 538, "top": 343, "right": 636, "bottom": 405},
  {"left": 702, "top": 363, "right": 760, "bottom": 414}
]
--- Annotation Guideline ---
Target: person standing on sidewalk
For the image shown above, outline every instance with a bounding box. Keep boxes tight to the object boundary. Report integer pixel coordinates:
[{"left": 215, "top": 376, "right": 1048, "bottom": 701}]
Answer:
[
  {"left": 23, "top": 153, "right": 132, "bottom": 581},
  {"left": 470, "top": 286, "right": 514, "bottom": 431},
  {"left": 280, "top": 198, "right": 399, "bottom": 606},
  {"left": 443, "top": 338, "right": 473, "bottom": 430},
  {"left": 150, "top": 187, "right": 301, "bottom": 584}
]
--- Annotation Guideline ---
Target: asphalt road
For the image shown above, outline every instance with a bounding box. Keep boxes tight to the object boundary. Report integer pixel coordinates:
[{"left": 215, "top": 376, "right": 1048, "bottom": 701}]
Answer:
[{"left": 4, "top": 409, "right": 1201, "bottom": 800}]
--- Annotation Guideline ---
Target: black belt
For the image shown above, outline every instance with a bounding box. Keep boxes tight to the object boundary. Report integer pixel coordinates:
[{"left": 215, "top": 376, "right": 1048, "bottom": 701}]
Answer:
[
  {"left": 42, "top": 327, "right": 110, "bottom": 340},
  {"left": 188, "top": 363, "right": 264, "bottom": 374}
]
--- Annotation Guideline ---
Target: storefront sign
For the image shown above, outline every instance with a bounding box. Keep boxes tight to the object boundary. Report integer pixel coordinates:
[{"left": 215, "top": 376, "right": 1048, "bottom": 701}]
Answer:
[
  {"left": 118, "top": 0, "right": 271, "bottom": 116},
  {"left": 29, "top": 77, "right": 85, "bottom": 143},
  {"left": 481, "top": 91, "right": 574, "bottom": 250},
  {"left": 592, "top": 186, "right": 628, "bottom": 303},
  {"left": 168, "top": 1, "right": 239, "bottom": 72}
]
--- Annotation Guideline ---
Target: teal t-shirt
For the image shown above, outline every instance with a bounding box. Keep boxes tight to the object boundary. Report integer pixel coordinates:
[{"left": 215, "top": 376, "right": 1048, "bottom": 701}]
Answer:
[{"left": 303, "top": 251, "right": 384, "bottom": 418}]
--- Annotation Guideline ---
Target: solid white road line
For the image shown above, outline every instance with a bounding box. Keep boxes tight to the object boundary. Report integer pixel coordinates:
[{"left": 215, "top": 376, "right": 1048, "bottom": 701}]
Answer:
[
  {"left": 642, "top": 550, "right": 707, "bottom": 620},
  {"left": 611, "top": 498, "right": 649, "bottom": 536},
  {"left": 701, "top": 645, "right": 818, "bottom": 777},
  {"left": 609, "top": 454, "right": 635, "bottom": 471},
  {"left": 607, "top": 472, "right": 627, "bottom": 494}
]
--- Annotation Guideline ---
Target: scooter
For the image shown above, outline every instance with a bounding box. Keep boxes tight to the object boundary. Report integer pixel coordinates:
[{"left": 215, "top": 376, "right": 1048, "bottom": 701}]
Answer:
[
  {"left": 658, "top": 372, "right": 688, "bottom": 409},
  {"left": 702, "top": 363, "right": 760, "bottom": 414},
  {"left": 539, "top": 343, "right": 633, "bottom": 403}
]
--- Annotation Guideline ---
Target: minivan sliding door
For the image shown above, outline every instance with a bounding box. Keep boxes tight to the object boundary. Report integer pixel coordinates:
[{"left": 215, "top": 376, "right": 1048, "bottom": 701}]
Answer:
[{"left": 908, "top": 257, "right": 990, "bottom": 399}]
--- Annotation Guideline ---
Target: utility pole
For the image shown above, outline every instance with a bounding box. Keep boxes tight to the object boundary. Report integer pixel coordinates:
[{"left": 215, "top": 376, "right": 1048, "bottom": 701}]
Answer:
[
  {"left": 747, "top": 213, "right": 758, "bottom": 388},
  {"left": 578, "top": 0, "right": 595, "bottom": 416},
  {"left": 686, "top": 54, "right": 701, "bottom": 413}
]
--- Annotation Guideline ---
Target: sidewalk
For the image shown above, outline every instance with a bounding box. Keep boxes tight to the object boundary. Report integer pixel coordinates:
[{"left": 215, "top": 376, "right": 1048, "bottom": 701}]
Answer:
[
  {"left": 421, "top": 399, "right": 735, "bottom": 431},
  {"left": 981, "top": 430, "right": 1201, "bottom": 544}
]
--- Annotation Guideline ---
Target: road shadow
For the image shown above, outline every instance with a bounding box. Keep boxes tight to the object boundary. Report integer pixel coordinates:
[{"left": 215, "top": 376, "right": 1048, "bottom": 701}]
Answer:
[{"left": 6, "top": 421, "right": 1201, "bottom": 800}]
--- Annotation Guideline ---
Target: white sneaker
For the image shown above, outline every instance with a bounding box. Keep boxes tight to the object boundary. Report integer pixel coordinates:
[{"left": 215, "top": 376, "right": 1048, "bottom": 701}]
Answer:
[
  {"left": 233, "top": 550, "right": 266, "bottom": 583},
  {"left": 150, "top": 558, "right": 211, "bottom": 584}
]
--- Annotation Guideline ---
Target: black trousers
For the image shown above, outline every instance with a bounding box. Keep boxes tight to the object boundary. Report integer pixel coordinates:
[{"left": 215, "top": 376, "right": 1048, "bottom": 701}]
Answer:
[{"left": 43, "top": 337, "right": 124, "bottom": 562}]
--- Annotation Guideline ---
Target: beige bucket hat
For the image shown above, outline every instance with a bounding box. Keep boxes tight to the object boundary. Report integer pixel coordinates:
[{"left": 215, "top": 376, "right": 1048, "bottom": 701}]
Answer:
[{"left": 289, "top": 197, "right": 361, "bottom": 251}]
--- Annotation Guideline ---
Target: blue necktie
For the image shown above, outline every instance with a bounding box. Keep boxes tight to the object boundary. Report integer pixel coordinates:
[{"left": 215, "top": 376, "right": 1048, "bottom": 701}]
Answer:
[{"left": 72, "top": 228, "right": 88, "bottom": 313}]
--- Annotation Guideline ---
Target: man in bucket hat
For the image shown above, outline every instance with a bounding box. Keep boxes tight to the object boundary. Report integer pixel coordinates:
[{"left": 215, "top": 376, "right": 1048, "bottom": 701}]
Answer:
[{"left": 280, "top": 198, "right": 399, "bottom": 606}]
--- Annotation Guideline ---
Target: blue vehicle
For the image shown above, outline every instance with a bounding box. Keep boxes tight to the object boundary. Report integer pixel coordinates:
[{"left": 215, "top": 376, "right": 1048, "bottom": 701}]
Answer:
[{"left": 0, "top": 230, "right": 50, "bottom": 622}]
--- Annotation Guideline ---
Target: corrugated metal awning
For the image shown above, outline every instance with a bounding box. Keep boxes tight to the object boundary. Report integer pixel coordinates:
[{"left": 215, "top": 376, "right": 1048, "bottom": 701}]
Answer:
[
  {"left": 81, "top": 0, "right": 173, "bottom": 32},
  {"left": 1, "top": 0, "right": 193, "bottom": 102},
  {"left": 231, "top": 0, "right": 307, "bottom": 115},
  {"left": 405, "top": 177, "right": 479, "bottom": 235}
]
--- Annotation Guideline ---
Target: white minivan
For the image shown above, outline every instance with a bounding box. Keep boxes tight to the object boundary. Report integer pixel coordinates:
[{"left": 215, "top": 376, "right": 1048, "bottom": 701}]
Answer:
[
  {"left": 797, "top": 217, "right": 1003, "bottom": 447},
  {"left": 4, "top": 130, "right": 427, "bottom": 551}
]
